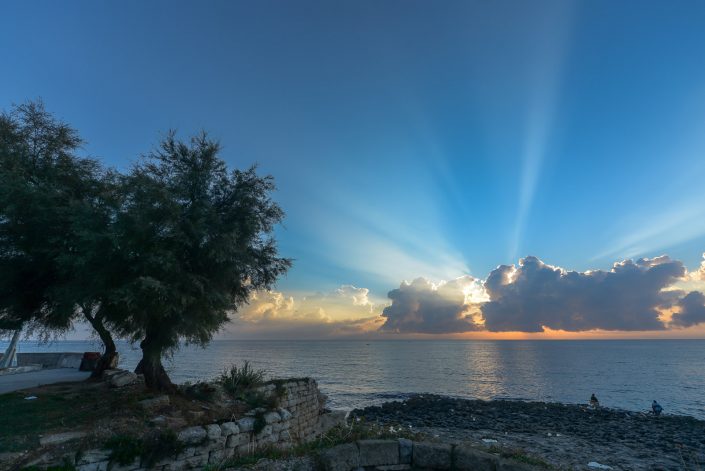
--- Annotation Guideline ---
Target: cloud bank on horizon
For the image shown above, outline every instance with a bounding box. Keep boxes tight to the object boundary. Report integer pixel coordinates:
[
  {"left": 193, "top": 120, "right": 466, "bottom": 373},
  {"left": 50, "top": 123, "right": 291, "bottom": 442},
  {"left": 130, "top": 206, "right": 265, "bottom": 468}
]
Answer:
[{"left": 226, "top": 253, "right": 705, "bottom": 338}]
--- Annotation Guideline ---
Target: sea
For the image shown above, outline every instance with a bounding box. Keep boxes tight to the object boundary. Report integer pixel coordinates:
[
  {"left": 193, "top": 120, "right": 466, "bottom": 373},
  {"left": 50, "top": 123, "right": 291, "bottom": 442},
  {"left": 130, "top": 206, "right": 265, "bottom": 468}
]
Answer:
[{"left": 3, "top": 339, "right": 705, "bottom": 420}]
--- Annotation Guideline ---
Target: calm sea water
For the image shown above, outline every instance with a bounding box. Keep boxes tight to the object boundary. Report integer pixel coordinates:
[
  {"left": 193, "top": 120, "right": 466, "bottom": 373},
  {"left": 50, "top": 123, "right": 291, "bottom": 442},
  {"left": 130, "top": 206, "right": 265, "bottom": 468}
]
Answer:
[{"left": 4, "top": 339, "right": 705, "bottom": 419}]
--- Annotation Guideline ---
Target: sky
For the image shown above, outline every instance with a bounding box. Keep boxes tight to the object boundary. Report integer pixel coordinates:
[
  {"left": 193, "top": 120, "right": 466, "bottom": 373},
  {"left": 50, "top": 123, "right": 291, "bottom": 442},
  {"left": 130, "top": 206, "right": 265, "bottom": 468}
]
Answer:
[{"left": 3, "top": 1, "right": 705, "bottom": 339}]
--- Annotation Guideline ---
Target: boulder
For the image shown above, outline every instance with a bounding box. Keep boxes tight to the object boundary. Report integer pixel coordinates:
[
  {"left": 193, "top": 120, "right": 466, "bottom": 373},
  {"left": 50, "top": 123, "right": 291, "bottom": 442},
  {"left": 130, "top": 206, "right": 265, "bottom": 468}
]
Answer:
[{"left": 104, "top": 369, "right": 139, "bottom": 388}]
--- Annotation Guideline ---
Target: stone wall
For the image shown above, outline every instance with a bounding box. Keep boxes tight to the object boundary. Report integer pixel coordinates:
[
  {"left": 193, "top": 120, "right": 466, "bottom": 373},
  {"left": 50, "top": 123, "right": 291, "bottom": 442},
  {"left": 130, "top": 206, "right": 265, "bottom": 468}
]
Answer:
[
  {"left": 16, "top": 378, "right": 344, "bottom": 471},
  {"left": 320, "top": 439, "right": 541, "bottom": 471}
]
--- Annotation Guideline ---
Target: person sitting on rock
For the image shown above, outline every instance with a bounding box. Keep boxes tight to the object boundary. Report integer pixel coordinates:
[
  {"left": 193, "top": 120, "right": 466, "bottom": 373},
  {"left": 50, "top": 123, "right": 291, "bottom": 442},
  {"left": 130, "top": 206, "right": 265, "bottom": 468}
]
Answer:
[
  {"left": 590, "top": 393, "right": 599, "bottom": 408},
  {"left": 652, "top": 400, "right": 663, "bottom": 416}
]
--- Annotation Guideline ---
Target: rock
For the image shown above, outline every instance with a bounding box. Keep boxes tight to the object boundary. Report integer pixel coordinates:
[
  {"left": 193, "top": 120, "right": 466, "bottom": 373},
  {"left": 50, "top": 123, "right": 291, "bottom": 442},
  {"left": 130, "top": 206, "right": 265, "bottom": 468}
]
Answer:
[
  {"left": 264, "top": 411, "right": 282, "bottom": 424},
  {"left": 205, "top": 423, "right": 222, "bottom": 440},
  {"left": 177, "top": 426, "right": 207, "bottom": 445},
  {"left": 320, "top": 443, "right": 360, "bottom": 471},
  {"left": 138, "top": 395, "right": 170, "bottom": 411},
  {"left": 412, "top": 442, "right": 452, "bottom": 470},
  {"left": 39, "top": 431, "right": 87, "bottom": 445},
  {"left": 238, "top": 417, "right": 256, "bottom": 432},
  {"left": 454, "top": 445, "right": 498, "bottom": 471},
  {"left": 221, "top": 421, "right": 240, "bottom": 436},
  {"left": 278, "top": 408, "right": 293, "bottom": 421},
  {"left": 105, "top": 369, "right": 139, "bottom": 388},
  {"left": 76, "top": 450, "right": 111, "bottom": 465},
  {"left": 358, "top": 439, "right": 399, "bottom": 467},
  {"left": 398, "top": 438, "right": 413, "bottom": 464}
]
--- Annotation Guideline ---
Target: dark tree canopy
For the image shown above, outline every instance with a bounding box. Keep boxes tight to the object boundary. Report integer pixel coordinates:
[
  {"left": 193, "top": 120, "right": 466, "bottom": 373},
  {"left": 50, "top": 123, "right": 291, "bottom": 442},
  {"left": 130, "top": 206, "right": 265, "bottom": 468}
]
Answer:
[
  {"left": 105, "top": 132, "right": 291, "bottom": 390},
  {"left": 0, "top": 101, "right": 120, "bottom": 371}
]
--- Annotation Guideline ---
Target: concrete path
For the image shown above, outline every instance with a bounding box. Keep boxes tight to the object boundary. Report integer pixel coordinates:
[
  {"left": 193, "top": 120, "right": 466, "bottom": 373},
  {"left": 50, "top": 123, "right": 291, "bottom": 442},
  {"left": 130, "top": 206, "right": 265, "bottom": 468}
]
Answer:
[{"left": 0, "top": 368, "right": 91, "bottom": 394}]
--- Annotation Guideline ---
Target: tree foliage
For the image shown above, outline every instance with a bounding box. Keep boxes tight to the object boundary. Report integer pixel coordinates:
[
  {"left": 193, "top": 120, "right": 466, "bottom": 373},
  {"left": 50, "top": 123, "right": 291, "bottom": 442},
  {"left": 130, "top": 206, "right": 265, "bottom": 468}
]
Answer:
[{"left": 103, "top": 132, "right": 291, "bottom": 390}]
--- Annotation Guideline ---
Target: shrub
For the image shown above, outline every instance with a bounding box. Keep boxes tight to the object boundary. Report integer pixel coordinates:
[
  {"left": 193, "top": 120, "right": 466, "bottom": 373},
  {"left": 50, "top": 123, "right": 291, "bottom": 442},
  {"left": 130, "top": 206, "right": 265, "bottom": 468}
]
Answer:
[
  {"left": 104, "top": 434, "right": 143, "bottom": 466},
  {"left": 218, "top": 361, "right": 265, "bottom": 397}
]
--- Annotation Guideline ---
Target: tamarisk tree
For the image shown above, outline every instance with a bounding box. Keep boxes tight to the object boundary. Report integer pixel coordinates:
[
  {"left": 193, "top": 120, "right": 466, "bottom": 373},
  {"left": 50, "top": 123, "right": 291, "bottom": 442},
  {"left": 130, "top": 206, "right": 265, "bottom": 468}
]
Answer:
[
  {"left": 106, "top": 132, "right": 291, "bottom": 391},
  {"left": 0, "top": 101, "right": 120, "bottom": 374}
]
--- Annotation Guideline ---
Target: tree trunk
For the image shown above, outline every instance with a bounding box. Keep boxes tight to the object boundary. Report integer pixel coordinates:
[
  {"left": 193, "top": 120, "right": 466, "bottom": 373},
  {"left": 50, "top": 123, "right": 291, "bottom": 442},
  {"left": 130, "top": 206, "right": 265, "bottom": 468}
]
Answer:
[
  {"left": 135, "top": 333, "right": 176, "bottom": 393},
  {"left": 0, "top": 329, "right": 21, "bottom": 369},
  {"left": 83, "top": 308, "right": 119, "bottom": 378}
]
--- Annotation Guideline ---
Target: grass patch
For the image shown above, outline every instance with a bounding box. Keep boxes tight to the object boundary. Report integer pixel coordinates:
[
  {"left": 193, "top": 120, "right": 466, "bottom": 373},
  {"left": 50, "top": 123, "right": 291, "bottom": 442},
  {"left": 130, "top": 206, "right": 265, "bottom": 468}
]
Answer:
[
  {"left": 0, "top": 384, "right": 123, "bottom": 452},
  {"left": 486, "top": 445, "right": 555, "bottom": 469},
  {"left": 217, "top": 362, "right": 265, "bottom": 397},
  {"left": 104, "top": 431, "right": 184, "bottom": 468},
  {"left": 104, "top": 434, "right": 143, "bottom": 466}
]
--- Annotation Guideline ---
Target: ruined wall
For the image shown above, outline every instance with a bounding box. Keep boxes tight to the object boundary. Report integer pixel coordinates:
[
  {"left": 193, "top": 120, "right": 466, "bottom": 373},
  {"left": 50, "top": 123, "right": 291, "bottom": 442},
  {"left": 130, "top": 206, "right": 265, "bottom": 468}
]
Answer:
[{"left": 15, "top": 378, "right": 343, "bottom": 471}]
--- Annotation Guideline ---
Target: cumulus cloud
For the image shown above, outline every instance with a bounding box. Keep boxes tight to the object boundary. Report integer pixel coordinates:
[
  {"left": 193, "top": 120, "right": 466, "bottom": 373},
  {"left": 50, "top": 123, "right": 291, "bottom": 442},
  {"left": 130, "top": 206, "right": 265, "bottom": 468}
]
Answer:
[
  {"left": 225, "top": 285, "right": 384, "bottom": 339},
  {"left": 670, "top": 291, "right": 705, "bottom": 328},
  {"left": 379, "top": 276, "right": 483, "bottom": 334},
  {"left": 481, "top": 255, "right": 686, "bottom": 332}
]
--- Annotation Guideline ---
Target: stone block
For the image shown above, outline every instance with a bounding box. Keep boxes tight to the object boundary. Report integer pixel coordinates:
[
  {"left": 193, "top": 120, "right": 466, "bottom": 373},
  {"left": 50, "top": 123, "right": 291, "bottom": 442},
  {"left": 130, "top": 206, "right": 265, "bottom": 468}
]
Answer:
[
  {"left": 227, "top": 433, "right": 249, "bottom": 448},
  {"left": 106, "top": 370, "right": 140, "bottom": 388},
  {"left": 205, "top": 423, "right": 221, "bottom": 440},
  {"left": 238, "top": 417, "right": 255, "bottom": 432},
  {"left": 255, "top": 424, "right": 273, "bottom": 439},
  {"left": 454, "top": 445, "right": 498, "bottom": 471},
  {"left": 220, "top": 421, "right": 239, "bottom": 437},
  {"left": 398, "top": 438, "right": 413, "bottom": 465},
  {"left": 412, "top": 442, "right": 452, "bottom": 470},
  {"left": 208, "top": 449, "right": 228, "bottom": 465},
  {"left": 138, "top": 395, "right": 170, "bottom": 411},
  {"left": 278, "top": 408, "right": 293, "bottom": 421},
  {"left": 320, "top": 443, "right": 359, "bottom": 471},
  {"left": 358, "top": 439, "right": 399, "bottom": 467},
  {"left": 177, "top": 426, "right": 207, "bottom": 445},
  {"left": 77, "top": 450, "right": 111, "bottom": 465},
  {"left": 39, "top": 431, "right": 87, "bottom": 446},
  {"left": 264, "top": 411, "right": 282, "bottom": 424}
]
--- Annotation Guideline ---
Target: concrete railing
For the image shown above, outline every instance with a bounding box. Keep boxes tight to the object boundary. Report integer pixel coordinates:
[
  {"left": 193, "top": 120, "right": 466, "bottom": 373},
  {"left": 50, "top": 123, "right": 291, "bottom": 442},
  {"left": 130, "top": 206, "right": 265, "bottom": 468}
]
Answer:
[
  {"left": 320, "top": 439, "right": 541, "bottom": 471},
  {"left": 0, "top": 352, "right": 84, "bottom": 369}
]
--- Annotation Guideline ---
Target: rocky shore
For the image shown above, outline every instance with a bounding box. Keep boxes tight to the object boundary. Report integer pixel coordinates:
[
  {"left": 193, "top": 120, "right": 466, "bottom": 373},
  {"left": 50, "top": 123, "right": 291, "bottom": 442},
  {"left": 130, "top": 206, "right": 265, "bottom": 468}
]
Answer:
[{"left": 351, "top": 395, "right": 705, "bottom": 470}]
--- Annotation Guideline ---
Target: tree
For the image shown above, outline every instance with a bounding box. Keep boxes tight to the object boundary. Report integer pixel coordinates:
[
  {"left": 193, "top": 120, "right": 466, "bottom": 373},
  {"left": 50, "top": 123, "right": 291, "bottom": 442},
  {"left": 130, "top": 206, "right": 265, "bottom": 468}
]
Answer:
[
  {"left": 105, "top": 132, "right": 291, "bottom": 391},
  {"left": 0, "top": 101, "right": 120, "bottom": 374}
]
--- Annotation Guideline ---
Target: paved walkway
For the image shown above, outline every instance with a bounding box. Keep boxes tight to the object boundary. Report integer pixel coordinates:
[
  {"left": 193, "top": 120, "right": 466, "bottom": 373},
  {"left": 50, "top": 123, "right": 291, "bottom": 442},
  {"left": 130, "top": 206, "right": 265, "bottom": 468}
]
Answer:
[{"left": 0, "top": 368, "right": 91, "bottom": 394}]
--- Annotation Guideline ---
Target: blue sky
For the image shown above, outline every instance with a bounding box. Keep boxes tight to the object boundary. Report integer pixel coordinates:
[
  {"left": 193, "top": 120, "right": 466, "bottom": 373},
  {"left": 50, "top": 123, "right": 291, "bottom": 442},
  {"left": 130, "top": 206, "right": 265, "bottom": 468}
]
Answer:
[{"left": 4, "top": 1, "right": 705, "bottom": 337}]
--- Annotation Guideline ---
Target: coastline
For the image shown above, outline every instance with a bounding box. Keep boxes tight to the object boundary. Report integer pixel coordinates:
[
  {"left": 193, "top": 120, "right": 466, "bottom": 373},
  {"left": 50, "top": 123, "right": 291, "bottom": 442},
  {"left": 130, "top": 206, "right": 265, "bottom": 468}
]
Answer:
[{"left": 351, "top": 395, "right": 705, "bottom": 470}]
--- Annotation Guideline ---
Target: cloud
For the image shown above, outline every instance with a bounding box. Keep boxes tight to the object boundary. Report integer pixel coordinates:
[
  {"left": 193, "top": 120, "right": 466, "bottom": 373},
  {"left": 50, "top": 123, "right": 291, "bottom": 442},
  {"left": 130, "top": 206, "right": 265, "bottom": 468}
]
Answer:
[
  {"left": 481, "top": 255, "right": 686, "bottom": 332},
  {"left": 379, "top": 276, "right": 483, "bottom": 334},
  {"left": 671, "top": 291, "right": 705, "bottom": 328},
  {"left": 224, "top": 285, "right": 384, "bottom": 339}
]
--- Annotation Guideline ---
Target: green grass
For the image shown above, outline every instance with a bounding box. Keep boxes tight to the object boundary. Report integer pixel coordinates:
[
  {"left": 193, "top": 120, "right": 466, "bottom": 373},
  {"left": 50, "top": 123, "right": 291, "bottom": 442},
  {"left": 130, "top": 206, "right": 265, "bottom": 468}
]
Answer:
[
  {"left": 0, "top": 382, "right": 150, "bottom": 453},
  {"left": 0, "top": 389, "right": 100, "bottom": 452},
  {"left": 217, "top": 362, "right": 265, "bottom": 397}
]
